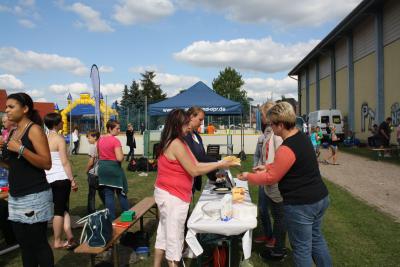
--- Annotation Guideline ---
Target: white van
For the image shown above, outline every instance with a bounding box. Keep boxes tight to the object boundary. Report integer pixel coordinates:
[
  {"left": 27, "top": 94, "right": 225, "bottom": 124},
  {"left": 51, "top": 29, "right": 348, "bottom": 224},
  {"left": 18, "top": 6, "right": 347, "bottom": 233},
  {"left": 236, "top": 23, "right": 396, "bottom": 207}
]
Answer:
[{"left": 308, "top": 109, "right": 344, "bottom": 139}]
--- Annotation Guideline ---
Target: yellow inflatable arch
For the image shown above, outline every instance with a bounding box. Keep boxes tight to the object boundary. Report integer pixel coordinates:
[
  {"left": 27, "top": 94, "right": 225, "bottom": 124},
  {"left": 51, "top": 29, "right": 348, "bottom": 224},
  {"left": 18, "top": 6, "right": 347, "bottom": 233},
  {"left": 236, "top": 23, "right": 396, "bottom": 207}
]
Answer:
[{"left": 60, "top": 93, "right": 118, "bottom": 134}]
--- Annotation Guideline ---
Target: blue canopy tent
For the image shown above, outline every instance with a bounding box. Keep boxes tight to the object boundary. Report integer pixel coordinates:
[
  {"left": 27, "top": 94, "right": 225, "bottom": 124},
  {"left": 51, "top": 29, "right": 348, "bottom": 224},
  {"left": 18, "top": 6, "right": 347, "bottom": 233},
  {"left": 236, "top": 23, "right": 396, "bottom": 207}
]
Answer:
[
  {"left": 148, "top": 81, "right": 246, "bottom": 158},
  {"left": 148, "top": 81, "right": 242, "bottom": 116}
]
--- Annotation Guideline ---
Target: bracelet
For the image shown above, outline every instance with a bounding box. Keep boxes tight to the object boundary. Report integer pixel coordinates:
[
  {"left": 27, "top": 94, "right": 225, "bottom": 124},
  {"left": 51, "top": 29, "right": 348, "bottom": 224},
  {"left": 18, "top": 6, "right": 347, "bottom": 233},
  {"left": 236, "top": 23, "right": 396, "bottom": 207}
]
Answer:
[{"left": 17, "top": 145, "right": 25, "bottom": 159}]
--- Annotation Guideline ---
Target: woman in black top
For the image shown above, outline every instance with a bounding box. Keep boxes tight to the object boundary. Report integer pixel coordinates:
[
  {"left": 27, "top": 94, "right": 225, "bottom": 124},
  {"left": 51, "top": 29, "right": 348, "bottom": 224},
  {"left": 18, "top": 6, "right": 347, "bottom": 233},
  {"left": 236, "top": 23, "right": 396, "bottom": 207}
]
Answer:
[
  {"left": 0, "top": 93, "right": 54, "bottom": 267},
  {"left": 238, "top": 102, "right": 332, "bottom": 267},
  {"left": 125, "top": 123, "right": 136, "bottom": 161}
]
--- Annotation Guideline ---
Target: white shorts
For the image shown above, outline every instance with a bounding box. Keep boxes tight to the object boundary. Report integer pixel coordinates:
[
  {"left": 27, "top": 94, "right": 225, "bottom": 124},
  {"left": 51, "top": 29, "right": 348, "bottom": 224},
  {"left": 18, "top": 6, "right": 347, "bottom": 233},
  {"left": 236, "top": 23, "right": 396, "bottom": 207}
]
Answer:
[{"left": 154, "top": 187, "right": 190, "bottom": 262}]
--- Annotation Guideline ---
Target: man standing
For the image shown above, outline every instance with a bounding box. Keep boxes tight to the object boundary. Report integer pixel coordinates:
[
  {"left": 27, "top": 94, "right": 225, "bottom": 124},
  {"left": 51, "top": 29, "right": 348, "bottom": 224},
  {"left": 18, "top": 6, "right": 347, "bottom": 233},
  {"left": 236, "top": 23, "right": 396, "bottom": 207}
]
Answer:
[
  {"left": 378, "top": 117, "right": 392, "bottom": 147},
  {"left": 126, "top": 123, "right": 136, "bottom": 161}
]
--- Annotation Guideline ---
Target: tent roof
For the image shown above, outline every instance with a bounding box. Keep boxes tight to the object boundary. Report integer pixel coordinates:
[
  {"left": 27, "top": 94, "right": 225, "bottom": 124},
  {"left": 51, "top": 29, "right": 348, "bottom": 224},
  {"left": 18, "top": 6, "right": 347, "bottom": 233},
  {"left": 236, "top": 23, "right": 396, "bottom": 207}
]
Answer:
[
  {"left": 70, "top": 104, "right": 95, "bottom": 116},
  {"left": 149, "top": 81, "right": 242, "bottom": 116}
]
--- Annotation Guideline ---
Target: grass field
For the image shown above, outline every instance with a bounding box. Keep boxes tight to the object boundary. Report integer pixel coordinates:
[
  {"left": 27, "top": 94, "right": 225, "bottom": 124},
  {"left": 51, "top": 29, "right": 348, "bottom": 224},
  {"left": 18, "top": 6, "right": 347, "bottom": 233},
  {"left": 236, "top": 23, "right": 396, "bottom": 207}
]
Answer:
[{"left": 1, "top": 154, "right": 400, "bottom": 266}]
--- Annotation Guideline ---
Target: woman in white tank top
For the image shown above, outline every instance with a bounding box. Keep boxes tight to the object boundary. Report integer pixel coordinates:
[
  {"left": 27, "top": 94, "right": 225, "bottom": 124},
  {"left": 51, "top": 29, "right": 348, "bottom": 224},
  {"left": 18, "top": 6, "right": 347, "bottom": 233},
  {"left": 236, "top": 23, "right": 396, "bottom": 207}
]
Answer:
[{"left": 44, "top": 113, "right": 78, "bottom": 249}]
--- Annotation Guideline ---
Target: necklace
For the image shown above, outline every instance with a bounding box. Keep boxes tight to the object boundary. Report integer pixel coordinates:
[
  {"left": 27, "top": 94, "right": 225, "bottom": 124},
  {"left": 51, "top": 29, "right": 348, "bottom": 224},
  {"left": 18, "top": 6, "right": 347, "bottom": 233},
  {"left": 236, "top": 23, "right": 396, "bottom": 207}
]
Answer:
[{"left": 10, "top": 121, "right": 32, "bottom": 141}]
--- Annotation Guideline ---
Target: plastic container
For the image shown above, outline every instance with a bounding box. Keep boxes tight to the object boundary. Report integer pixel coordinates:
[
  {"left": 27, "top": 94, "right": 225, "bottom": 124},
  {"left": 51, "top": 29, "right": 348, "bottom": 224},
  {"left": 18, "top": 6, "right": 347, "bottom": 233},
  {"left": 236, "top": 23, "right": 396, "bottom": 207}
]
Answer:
[{"left": 135, "top": 246, "right": 150, "bottom": 260}]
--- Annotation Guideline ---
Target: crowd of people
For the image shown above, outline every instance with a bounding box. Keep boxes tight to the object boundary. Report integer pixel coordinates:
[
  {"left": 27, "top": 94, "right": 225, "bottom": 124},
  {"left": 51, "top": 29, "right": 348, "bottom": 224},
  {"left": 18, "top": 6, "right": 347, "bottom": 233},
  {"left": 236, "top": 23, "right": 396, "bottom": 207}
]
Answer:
[{"left": 1, "top": 91, "right": 399, "bottom": 267}]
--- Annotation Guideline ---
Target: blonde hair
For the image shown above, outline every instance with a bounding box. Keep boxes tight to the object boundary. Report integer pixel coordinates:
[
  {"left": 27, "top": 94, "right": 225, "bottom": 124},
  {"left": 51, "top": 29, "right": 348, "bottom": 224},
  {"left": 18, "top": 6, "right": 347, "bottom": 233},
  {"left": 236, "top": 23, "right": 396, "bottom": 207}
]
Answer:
[
  {"left": 260, "top": 101, "right": 275, "bottom": 117},
  {"left": 267, "top": 102, "right": 296, "bottom": 129}
]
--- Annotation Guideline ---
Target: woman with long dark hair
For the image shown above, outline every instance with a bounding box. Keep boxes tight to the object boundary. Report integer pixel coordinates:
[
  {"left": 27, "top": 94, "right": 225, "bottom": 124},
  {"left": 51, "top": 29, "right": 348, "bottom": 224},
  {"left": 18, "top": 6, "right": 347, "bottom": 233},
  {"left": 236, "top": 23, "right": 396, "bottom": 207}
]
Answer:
[
  {"left": 153, "top": 109, "right": 238, "bottom": 267},
  {"left": 0, "top": 92, "right": 54, "bottom": 267}
]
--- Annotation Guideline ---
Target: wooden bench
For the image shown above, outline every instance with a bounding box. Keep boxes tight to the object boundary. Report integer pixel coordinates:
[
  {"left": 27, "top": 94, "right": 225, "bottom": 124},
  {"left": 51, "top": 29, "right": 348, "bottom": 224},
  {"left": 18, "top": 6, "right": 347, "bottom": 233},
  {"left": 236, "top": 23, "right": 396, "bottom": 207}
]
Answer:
[
  {"left": 371, "top": 147, "right": 400, "bottom": 160},
  {"left": 74, "top": 196, "right": 157, "bottom": 267}
]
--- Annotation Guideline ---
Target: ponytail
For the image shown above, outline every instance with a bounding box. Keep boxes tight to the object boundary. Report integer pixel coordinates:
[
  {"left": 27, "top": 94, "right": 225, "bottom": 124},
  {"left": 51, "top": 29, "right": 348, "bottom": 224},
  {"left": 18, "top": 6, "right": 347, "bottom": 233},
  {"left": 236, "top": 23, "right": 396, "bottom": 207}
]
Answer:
[{"left": 30, "top": 109, "right": 43, "bottom": 126}]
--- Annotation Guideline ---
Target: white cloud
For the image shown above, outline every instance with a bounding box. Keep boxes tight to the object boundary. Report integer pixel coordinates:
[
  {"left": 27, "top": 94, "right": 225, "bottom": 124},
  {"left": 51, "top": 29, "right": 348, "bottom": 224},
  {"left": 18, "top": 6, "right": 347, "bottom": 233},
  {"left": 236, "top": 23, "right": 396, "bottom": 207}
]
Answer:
[
  {"left": 99, "top": 65, "right": 114, "bottom": 73},
  {"left": 244, "top": 76, "right": 298, "bottom": 104},
  {"left": 174, "top": 37, "right": 319, "bottom": 73},
  {"left": 129, "top": 65, "right": 159, "bottom": 73},
  {"left": 18, "top": 19, "right": 36, "bottom": 28},
  {"left": 35, "top": 97, "right": 48, "bottom": 102},
  {"left": 26, "top": 89, "right": 44, "bottom": 97},
  {"left": 113, "top": 0, "right": 175, "bottom": 25},
  {"left": 49, "top": 82, "right": 88, "bottom": 95},
  {"left": 101, "top": 83, "right": 124, "bottom": 96},
  {"left": 68, "top": 2, "right": 114, "bottom": 32},
  {"left": 178, "top": 0, "right": 362, "bottom": 26},
  {"left": 49, "top": 82, "right": 123, "bottom": 97},
  {"left": 154, "top": 73, "right": 200, "bottom": 96},
  {"left": 0, "top": 47, "right": 88, "bottom": 75},
  {"left": 0, "top": 5, "right": 11, "bottom": 12},
  {"left": 19, "top": 0, "right": 35, "bottom": 7},
  {"left": 0, "top": 74, "right": 25, "bottom": 90}
]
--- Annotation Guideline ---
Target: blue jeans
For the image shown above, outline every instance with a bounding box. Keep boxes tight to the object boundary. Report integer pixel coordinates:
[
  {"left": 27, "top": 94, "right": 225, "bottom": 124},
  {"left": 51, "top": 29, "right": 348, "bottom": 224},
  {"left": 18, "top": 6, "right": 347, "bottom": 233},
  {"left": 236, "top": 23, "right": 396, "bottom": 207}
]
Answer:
[
  {"left": 103, "top": 186, "right": 129, "bottom": 221},
  {"left": 284, "top": 196, "right": 332, "bottom": 267},
  {"left": 258, "top": 186, "right": 272, "bottom": 238}
]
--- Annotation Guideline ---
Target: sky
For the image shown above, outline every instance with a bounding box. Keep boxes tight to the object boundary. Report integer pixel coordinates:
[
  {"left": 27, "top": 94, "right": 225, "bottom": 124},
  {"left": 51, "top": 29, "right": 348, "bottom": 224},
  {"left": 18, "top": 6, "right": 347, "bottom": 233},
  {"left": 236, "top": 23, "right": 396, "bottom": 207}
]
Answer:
[{"left": 0, "top": 0, "right": 363, "bottom": 108}]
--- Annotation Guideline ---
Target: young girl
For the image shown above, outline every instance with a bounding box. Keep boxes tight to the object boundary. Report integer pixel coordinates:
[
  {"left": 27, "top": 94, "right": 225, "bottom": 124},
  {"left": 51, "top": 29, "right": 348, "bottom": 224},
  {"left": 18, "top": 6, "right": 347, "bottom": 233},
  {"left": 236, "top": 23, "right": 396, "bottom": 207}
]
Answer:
[
  {"left": 85, "top": 130, "right": 104, "bottom": 214},
  {"left": 44, "top": 112, "right": 78, "bottom": 249},
  {"left": 1, "top": 93, "right": 54, "bottom": 266}
]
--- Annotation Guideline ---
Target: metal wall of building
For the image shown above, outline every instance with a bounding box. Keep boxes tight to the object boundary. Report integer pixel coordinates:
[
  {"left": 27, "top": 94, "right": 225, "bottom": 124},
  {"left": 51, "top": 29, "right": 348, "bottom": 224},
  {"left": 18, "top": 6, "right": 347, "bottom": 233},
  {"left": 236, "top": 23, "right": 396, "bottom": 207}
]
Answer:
[
  {"left": 353, "top": 15, "right": 376, "bottom": 61},
  {"left": 335, "top": 38, "right": 348, "bottom": 70},
  {"left": 319, "top": 54, "right": 331, "bottom": 78},
  {"left": 383, "top": 0, "right": 400, "bottom": 45}
]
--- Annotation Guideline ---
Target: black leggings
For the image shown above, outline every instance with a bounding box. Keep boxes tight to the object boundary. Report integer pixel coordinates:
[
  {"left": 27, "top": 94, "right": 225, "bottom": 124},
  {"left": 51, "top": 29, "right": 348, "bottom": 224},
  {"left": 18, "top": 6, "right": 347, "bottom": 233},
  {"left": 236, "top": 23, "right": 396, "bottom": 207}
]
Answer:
[{"left": 12, "top": 221, "right": 54, "bottom": 267}]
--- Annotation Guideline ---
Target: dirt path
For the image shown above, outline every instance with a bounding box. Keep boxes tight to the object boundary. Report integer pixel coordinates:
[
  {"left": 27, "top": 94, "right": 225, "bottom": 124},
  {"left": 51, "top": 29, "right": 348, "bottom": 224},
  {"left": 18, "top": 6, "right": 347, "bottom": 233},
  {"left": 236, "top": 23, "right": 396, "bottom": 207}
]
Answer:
[{"left": 318, "top": 149, "right": 400, "bottom": 222}]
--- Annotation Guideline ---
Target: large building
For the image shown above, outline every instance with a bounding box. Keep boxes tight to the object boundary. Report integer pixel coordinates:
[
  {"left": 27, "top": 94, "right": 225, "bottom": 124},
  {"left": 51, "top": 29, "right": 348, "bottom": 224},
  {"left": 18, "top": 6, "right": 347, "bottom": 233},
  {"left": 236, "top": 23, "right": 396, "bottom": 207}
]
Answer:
[{"left": 289, "top": 0, "right": 400, "bottom": 142}]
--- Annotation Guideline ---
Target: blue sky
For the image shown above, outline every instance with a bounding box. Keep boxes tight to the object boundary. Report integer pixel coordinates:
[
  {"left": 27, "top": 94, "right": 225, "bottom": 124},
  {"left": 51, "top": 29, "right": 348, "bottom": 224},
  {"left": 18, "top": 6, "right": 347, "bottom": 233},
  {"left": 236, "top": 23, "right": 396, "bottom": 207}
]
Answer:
[{"left": 0, "top": 0, "right": 362, "bottom": 108}]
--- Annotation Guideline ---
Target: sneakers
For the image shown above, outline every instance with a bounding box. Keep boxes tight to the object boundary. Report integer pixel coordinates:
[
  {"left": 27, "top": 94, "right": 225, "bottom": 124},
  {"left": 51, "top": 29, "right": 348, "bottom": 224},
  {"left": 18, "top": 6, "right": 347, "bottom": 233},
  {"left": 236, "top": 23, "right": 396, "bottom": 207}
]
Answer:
[
  {"left": 260, "top": 248, "right": 287, "bottom": 262},
  {"left": 254, "top": 236, "right": 272, "bottom": 244}
]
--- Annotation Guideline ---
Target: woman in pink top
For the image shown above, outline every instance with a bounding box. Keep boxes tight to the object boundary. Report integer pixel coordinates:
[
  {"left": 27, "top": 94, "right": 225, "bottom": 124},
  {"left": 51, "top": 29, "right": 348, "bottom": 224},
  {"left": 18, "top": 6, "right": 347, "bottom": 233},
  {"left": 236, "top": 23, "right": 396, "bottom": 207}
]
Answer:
[
  {"left": 153, "top": 109, "right": 238, "bottom": 267},
  {"left": 97, "top": 120, "right": 129, "bottom": 220}
]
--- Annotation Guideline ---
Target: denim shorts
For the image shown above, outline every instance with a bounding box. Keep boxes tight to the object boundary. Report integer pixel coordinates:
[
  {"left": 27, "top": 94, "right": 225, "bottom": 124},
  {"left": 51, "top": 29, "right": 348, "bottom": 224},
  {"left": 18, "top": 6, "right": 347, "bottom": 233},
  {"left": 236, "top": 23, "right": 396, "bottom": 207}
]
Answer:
[{"left": 8, "top": 189, "right": 54, "bottom": 224}]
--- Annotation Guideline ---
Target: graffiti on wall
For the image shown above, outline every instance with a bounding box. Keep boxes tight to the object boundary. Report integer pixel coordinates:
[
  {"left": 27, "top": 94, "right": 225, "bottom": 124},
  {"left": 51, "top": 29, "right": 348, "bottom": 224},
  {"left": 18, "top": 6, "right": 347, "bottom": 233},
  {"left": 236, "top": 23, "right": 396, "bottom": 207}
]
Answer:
[
  {"left": 391, "top": 103, "right": 400, "bottom": 126},
  {"left": 361, "top": 102, "right": 376, "bottom": 132}
]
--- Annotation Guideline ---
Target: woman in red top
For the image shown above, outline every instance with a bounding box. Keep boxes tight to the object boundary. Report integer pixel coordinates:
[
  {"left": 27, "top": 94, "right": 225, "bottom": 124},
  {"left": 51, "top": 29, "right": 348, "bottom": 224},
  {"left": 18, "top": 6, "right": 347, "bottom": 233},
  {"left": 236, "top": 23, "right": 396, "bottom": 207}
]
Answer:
[
  {"left": 97, "top": 120, "right": 129, "bottom": 220},
  {"left": 153, "top": 109, "right": 238, "bottom": 267}
]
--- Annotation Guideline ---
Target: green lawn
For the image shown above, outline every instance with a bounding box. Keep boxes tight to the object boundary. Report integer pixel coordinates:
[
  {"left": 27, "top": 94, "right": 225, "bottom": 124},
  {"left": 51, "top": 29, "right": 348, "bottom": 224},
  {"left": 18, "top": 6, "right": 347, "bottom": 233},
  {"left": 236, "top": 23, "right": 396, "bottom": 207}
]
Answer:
[{"left": 1, "top": 154, "right": 399, "bottom": 266}]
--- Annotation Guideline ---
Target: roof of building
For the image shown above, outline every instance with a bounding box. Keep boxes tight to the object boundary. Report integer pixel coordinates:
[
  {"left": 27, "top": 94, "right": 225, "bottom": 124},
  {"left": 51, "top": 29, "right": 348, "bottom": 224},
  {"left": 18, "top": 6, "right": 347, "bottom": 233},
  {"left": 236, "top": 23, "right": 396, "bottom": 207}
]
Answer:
[
  {"left": 288, "top": 0, "right": 382, "bottom": 76},
  {"left": 0, "top": 89, "right": 7, "bottom": 112},
  {"left": 33, "top": 102, "right": 55, "bottom": 119}
]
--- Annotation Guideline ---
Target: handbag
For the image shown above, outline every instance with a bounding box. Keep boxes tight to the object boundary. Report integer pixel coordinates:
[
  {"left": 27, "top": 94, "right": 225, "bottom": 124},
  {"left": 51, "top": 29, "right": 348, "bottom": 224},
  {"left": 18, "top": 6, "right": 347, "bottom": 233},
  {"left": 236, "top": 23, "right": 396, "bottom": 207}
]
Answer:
[{"left": 77, "top": 209, "right": 113, "bottom": 247}]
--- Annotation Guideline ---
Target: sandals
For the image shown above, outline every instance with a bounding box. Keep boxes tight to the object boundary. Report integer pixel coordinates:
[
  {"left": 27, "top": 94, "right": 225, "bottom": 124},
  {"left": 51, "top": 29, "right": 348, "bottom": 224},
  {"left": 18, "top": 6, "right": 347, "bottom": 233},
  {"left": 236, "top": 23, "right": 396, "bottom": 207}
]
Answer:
[
  {"left": 64, "top": 239, "right": 79, "bottom": 250},
  {"left": 54, "top": 239, "right": 78, "bottom": 250}
]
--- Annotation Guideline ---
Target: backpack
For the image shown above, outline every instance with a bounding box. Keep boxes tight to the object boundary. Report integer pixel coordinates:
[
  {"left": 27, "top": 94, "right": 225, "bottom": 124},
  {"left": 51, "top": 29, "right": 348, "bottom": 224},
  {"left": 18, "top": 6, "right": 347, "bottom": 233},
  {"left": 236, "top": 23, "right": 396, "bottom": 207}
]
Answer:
[
  {"left": 136, "top": 157, "right": 149, "bottom": 172},
  {"left": 77, "top": 209, "right": 113, "bottom": 247},
  {"left": 127, "top": 159, "right": 137, "bottom": 172}
]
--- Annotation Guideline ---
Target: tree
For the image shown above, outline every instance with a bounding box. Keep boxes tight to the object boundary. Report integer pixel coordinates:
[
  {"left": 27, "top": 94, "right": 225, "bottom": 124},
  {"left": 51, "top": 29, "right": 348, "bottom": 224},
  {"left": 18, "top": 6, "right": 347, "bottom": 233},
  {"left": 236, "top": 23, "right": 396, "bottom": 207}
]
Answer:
[
  {"left": 212, "top": 67, "right": 249, "bottom": 115},
  {"left": 129, "top": 80, "right": 143, "bottom": 109},
  {"left": 120, "top": 85, "right": 130, "bottom": 109},
  {"left": 140, "top": 71, "right": 166, "bottom": 103}
]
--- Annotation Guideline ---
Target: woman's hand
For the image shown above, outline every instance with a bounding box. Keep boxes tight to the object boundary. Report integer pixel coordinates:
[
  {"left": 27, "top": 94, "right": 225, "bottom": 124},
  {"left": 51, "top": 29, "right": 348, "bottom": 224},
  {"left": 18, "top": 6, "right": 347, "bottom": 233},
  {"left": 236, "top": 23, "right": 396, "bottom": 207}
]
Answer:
[
  {"left": 7, "top": 139, "right": 22, "bottom": 153},
  {"left": 71, "top": 179, "right": 78, "bottom": 192},
  {"left": 219, "top": 159, "right": 240, "bottom": 169},
  {"left": 252, "top": 165, "right": 266, "bottom": 172},
  {"left": 237, "top": 172, "right": 248, "bottom": 181}
]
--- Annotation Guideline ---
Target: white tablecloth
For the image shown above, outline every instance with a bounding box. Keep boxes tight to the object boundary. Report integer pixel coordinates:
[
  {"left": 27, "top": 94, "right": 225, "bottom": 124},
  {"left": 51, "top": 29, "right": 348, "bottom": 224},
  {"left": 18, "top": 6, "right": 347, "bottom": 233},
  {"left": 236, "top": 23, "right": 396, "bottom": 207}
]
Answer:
[{"left": 185, "top": 177, "right": 257, "bottom": 259}]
